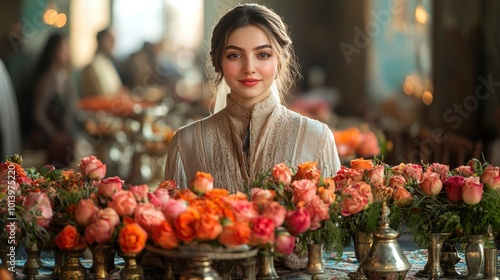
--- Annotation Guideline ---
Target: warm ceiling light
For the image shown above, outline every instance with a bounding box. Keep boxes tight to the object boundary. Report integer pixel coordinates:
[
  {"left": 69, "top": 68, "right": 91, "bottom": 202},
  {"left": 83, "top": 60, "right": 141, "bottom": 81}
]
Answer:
[
  {"left": 55, "top": 13, "right": 67, "bottom": 28},
  {"left": 44, "top": 9, "right": 58, "bottom": 25},
  {"left": 415, "top": 5, "right": 428, "bottom": 24},
  {"left": 422, "top": 91, "right": 433, "bottom": 105}
]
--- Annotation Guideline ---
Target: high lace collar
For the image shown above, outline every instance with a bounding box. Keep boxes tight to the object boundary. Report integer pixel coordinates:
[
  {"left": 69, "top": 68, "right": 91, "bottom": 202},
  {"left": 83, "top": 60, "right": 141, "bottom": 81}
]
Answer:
[{"left": 225, "top": 93, "right": 279, "bottom": 119}]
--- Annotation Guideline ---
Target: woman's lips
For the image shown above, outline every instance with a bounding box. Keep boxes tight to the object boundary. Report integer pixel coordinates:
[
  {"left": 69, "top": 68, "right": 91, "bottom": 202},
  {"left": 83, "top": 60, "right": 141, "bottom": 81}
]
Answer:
[{"left": 240, "top": 79, "right": 260, "bottom": 87}]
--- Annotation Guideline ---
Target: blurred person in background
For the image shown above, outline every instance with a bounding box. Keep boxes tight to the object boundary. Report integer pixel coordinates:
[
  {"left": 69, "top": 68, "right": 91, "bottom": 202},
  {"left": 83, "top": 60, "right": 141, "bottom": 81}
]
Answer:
[
  {"left": 81, "top": 28, "right": 127, "bottom": 97},
  {"left": 26, "top": 33, "right": 78, "bottom": 167}
]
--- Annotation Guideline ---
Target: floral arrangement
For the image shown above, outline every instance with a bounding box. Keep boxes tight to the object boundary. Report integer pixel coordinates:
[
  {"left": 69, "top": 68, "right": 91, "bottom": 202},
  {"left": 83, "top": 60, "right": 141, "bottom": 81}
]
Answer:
[
  {"left": 333, "top": 124, "right": 391, "bottom": 159},
  {"left": 332, "top": 158, "right": 411, "bottom": 248},
  {"left": 148, "top": 171, "right": 297, "bottom": 256},
  {"left": 248, "top": 161, "right": 344, "bottom": 255},
  {"left": 404, "top": 159, "right": 500, "bottom": 246}
]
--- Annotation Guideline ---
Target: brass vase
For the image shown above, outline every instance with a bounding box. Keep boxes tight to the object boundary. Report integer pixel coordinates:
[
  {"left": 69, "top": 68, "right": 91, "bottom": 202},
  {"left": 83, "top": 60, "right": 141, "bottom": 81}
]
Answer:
[
  {"left": 61, "top": 247, "right": 86, "bottom": 280},
  {"left": 24, "top": 242, "right": 41, "bottom": 280},
  {"left": 349, "top": 232, "right": 373, "bottom": 280},
  {"left": 306, "top": 243, "right": 325, "bottom": 278},
  {"left": 256, "top": 247, "right": 279, "bottom": 280},
  {"left": 440, "top": 241, "right": 461, "bottom": 277},
  {"left": 51, "top": 247, "right": 65, "bottom": 279},
  {"left": 91, "top": 245, "right": 113, "bottom": 280},
  {"left": 180, "top": 257, "right": 221, "bottom": 280},
  {"left": 240, "top": 257, "right": 257, "bottom": 280},
  {"left": 417, "top": 232, "right": 450, "bottom": 279},
  {"left": 464, "top": 234, "right": 485, "bottom": 280},
  {"left": 118, "top": 250, "right": 145, "bottom": 280}
]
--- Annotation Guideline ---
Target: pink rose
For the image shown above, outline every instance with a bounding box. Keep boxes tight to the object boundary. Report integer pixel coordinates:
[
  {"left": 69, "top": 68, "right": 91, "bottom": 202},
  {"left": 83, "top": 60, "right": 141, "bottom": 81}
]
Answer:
[
  {"left": 85, "top": 217, "right": 116, "bottom": 245},
  {"left": 148, "top": 188, "right": 170, "bottom": 208},
  {"left": 108, "top": 191, "right": 138, "bottom": 216},
  {"left": 97, "top": 176, "right": 123, "bottom": 200},
  {"left": 261, "top": 201, "right": 286, "bottom": 227},
  {"left": 443, "top": 176, "right": 465, "bottom": 203},
  {"left": 189, "top": 172, "right": 213, "bottom": 194},
  {"left": 403, "top": 164, "right": 423, "bottom": 182},
  {"left": 367, "top": 165, "right": 385, "bottom": 188},
  {"left": 419, "top": 171, "right": 443, "bottom": 196},
  {"left": 305, "top": 196, "right": 330, "bottom": 230},
  {"left": 284, "top": 208, "right": 311, "bottom": 235},
  {"left": 481, "top": 165, "right": 500, "bottom": 190},
  {"left": 355, "top": 181, "right": 374, "bottom": 206},
  {"left": 129, "top": 184, "right": 150, "bottom": 203},
  {"left": 250, "top": 217, "right": 275, "bottom": 246},
  {"left": 272, "top": 163, "right": 293, "bottom": 185},
  {"left": 230, "top": 200, "right": 258, "bottom": 222},
  {"left": 428, "top": 163, "right": 450, "bottom": 179},
  {"left": 134, "top": 203, "right": 166, "bottom": 233},
  {"left": 251, "top": 188, "right": 276, "bottom": 204},
  {"left": 292, "top": 179, "right": 317, "bottom": 205},
  {"left": 95, "top": 207, "right": 120, "bottom": 228},
  {"left": 454, "top": 165, "right": 474, "bottom": 177},
  {"left": 357, "top": 131, "right": 380, "bottom": 158},
  {"left": 462, "top": 177, "right": 483, "bottom": 205},
  {"left": 340, "top": 186, "right": 368, "bottom": 217},
  {"left": 78, "top": 155, "right": 106, "bottom": 180},
  {"left": 74, "top": 199, "right": 99, "bottom": 227},
  {"left": 161, "top": 199, "right": 188, "bottom": 221},
  {"left": 23, "top": 192, "right": 53, "bottom": 228},
  {"left": 388, "top": 175, "right": 406, "bottom": 189},
  {"left": 333, "top": 167, "right": 363, "bottom": 189},
  {"left": 274, "top": 232, "right": 296, "bottom": 256}
]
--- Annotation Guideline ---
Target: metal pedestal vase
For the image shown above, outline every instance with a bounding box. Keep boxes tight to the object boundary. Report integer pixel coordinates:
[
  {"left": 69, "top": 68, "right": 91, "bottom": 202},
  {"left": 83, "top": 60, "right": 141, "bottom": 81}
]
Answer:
[
  {"left": 256, "top": 248, "right": 279, "bottom": 280},
  {"left": 416, "top": 233, "right": 450, "bottom": 279},
  {"left": 24, "top": 242, "right": 41, "bottom": 280},
  {"left": 91, "top": 245, "right": 113, "bottom": 280},
  {"left": 464, "top": 234, "right": 485, "bottom": 280},
  {"left": 180, "top": 257, "right": 221, "bottom": 280},
  {"left": 348, "top": 232, "right": 373, "bottom": 280},
  {"left": 440, "top": 242, "right": 461, "bottom": 278},
  {"left": 306, "top": 243, "right": 325, "bottom": 279},
  {"left": 61, "top": 248, "right": 86, "bottom": 280},
  {"left": 119, "top": 250, "right": 145, "bottom": 280}
]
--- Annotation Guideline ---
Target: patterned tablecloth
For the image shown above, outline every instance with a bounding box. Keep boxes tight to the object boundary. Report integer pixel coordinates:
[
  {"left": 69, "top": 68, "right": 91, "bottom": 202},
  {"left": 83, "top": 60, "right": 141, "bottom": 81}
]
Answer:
[{"left": 10, "top": 249, "right": 486, "bottom": 280}]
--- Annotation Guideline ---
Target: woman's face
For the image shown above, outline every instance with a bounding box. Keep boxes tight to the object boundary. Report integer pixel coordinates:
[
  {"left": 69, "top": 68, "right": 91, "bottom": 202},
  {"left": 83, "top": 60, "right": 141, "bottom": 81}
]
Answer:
[{"left": 222, "top": 25, "right": 278, "bottom": 108}]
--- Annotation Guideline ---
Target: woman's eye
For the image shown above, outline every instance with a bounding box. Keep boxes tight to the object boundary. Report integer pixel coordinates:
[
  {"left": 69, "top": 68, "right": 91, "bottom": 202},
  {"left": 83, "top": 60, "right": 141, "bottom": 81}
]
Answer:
[
  {"left": 227, "top": 53, "right": 241, "bottom": 59},
  {"left": 258, "top": 52, "right": 271, "bottom": 58}
]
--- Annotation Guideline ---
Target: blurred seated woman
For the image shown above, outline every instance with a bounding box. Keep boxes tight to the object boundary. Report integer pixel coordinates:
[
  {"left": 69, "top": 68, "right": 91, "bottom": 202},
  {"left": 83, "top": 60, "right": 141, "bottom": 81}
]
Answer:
[{"left": 29, "top": 33, "right": 78, "bottom": 167}]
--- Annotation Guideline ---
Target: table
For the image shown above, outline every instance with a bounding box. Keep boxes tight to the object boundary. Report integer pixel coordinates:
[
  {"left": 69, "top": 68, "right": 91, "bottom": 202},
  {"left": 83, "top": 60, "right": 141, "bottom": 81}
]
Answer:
[{"left": 12, "top": 249, "right": 489, "bottom": 279}]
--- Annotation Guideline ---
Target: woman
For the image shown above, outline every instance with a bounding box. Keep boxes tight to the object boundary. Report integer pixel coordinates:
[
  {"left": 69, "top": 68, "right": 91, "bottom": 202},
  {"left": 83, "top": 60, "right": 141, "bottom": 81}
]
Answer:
[
  {"left": 165, "top": 3, "right": 341, "bottom": 192},
  {"left": 30, "top": 33, "right": 78, "bottom": 167}
]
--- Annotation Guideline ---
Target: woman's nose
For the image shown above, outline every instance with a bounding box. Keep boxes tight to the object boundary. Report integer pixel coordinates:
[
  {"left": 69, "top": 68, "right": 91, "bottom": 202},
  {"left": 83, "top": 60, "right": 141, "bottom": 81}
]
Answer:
[{"left": 243, "top": 57, "right": 256, "bottom": 74}]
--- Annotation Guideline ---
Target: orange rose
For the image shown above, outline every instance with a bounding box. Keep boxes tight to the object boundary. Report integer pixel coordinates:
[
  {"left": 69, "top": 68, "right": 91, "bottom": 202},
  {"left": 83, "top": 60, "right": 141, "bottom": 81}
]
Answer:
[
  {"left": 272, "top": 163, "right": 293, "bottom": 185},
  {"left": 173, "top": 207, "right": 199, "bottom": 242},
  {"left": 195, "top": 213, "right": 222, "bottom": 241},
  {"left": 173, "top": 189, "right": 198, "bottom": 202},
  {"left": 0, "top": 268, "right": 13, "bottom": 280},
  {"left": 218, "top": 221, "right": 252, "bottom": 247},
  {"left": 151, "top": 221, "right": 179, "bottom": 249},
  {"left": 294, "top": 161, "right": 320, "bottom": 181},
  {"left": 56, "top": 225, "right": 85, "bottom": 250},
  {"left": 334, "top": 127, "right": 362, "bottom": 157},
  {"left": 393, "top": 186, "right": 413, "bottom": 207},
  {"left": 189, "top": 172, "right": 214, "bottom": 194},
  {"left": 350, "top": 158, "right": 374, "bottom": 171},
  {"left": 118, "top": 221, "right": 148, "bottom": 253}
]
